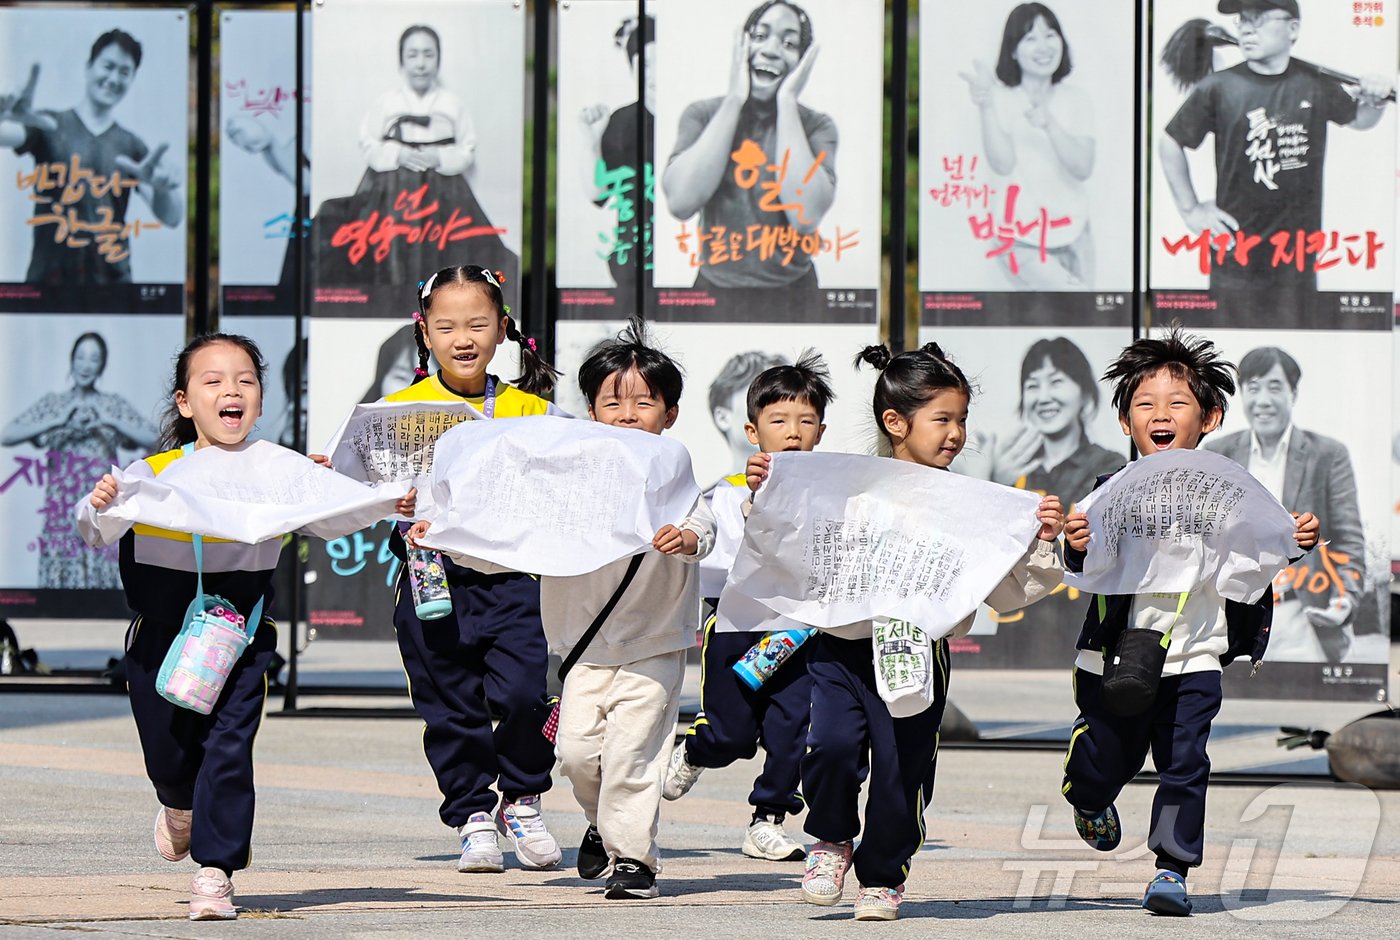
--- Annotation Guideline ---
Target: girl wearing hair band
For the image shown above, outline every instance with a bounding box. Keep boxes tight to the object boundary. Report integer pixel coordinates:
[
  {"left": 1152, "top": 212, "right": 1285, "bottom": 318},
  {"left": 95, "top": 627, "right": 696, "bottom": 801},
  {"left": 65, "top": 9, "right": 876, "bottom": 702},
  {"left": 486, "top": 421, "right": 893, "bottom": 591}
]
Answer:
[
  {"left": 746, "top": 342, "right": 1064, "bottom": 920},
  {"left": 317, "top": 25, "right": 516, "bottom": 287},
  {"left": 381, "top": 264, "right": 564, "bottom": 874},
  {"left": 662, "top": 1, "right": 836, "bottom": 308}
]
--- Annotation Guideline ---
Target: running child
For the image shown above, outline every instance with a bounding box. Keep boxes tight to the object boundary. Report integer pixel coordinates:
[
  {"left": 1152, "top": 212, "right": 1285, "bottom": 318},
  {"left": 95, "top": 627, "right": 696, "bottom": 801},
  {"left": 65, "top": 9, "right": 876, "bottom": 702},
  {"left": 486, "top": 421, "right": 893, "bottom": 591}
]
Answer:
[
  {"left": 664, "top": 351, "right": 833, "bottom": 862},
  {"left": 77, "top": 333, "right": 415, "bottom": 920},
  {"left": 553, "top": 318, "right": 714, "bottom": 899},
  {"left": 1061, "top": 328, "right": 1319, "bottom": 916},
  {"left": 749, "top": 341, "right": 1065, "bottom": 921},
  {"left": 383, "top": 264, "right": 565, "bottom": 873}
]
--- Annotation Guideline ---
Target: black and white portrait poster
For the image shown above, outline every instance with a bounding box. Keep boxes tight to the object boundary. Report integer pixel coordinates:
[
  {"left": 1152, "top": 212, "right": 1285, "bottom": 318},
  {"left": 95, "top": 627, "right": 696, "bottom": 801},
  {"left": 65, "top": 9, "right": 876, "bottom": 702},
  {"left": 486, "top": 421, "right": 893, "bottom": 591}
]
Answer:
[
  {"left": 917, "top": 325, "right": 1130, "bottom": 668},
  {"left": 1149, "top": 0, "right": 1397, "bottom": 328},
  {"left": 218, "top": 8, "right": 309, "bottom": 319},
  {"left": 310, "top": 0, "right": 523, "bottom": 319},
  {"left": 918, "top": 0, "right": 1136, "bottom": 320},
  {"left": 650, "top": 0, "right": 883, "bottom": 324},
  {"left": 1196, "top": 327, "right": 1390, "bottom": 701},
  {"left": 556, "top": 0, "right": 653, "bottom": 318},
  {"left": 0, "top": 7, "right": 188, "bottom": 314},
  {"left": 552, "top": 319, "right": 878, "bottom": 488},
  {"left": 0, "top": 315, "right": 182, "bottom": 617}
]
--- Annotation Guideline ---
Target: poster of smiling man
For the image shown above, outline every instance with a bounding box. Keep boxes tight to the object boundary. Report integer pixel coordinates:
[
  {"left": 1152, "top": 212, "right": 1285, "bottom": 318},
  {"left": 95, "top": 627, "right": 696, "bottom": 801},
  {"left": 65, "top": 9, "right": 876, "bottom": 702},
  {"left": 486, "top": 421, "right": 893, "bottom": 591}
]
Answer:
[
  {"left": 0, "top": 7, "right": 188, "bottom": 314},
  {"left": 1150, "top": 0, "right": 1397, "bottom": 328},
  {"left": 310, "top": 0, "right": 523, "bottom": 319},
  {"left": 918, "top": 0, "right": 1136, "bottom": 321},
  {"left": 650, "top": 0, "right": 883, "bottom": 324}
]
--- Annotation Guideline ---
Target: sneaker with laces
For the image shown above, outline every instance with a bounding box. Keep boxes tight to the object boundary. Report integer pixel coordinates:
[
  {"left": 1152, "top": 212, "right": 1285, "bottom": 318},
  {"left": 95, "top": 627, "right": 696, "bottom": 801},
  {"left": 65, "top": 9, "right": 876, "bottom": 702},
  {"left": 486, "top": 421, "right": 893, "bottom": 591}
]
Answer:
[
  {"left": 604, "top": 856, "right": 659, "bottom": 899},
  {"left": 662, "top": 745, "right": 704, "bottom": 801},
  {"left": 155, "top": 806, "right": 192, "bottom": 862},
  {"left": 854, "top": 884, "right": 904, "bottom": 921},
  {"left": 497, "top": 795, "right": 562, "bottom": 869},
  {"left": 457, "top": 812, "right": 505, "bottom": 872},
  {"left": 577, "top": 824, "right": 609, "bottom": 880},
  {"left": 1073, "top": 803, "right": 1121, "bottom": 851},
  {"left": 742, "top": 816, "right": 804, "bottom": 861},
  {"left": 1142, "top": 870, "right": 1192, "bottom": 916},
  {"left": 801, "top": 840, "right": 853, "bottom": 906},
  {"left": 188, "top": 867, "right": 237, "bottom": 921}
]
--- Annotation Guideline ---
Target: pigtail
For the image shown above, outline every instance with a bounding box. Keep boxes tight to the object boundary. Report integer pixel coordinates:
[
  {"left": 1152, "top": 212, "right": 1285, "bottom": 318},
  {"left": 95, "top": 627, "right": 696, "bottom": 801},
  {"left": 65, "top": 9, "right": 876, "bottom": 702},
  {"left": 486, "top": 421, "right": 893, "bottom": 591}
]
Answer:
[
  {"left": 503, "top": 312, "right": 561, "bottom": 397},
  {"left": 854, "top": 343, "right": 892, "bottom": 371}
]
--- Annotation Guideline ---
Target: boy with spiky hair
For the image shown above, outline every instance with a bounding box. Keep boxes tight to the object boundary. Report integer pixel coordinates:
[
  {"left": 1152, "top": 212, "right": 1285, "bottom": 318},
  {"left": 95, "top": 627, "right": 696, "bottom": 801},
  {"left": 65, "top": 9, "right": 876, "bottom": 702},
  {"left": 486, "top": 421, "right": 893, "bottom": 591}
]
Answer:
[
  {"left": 665, "top": 351, "right": 834, "bottom": 863},
  {"left": 1061, "top": 327, "right": 1319, "bottom": 916}
]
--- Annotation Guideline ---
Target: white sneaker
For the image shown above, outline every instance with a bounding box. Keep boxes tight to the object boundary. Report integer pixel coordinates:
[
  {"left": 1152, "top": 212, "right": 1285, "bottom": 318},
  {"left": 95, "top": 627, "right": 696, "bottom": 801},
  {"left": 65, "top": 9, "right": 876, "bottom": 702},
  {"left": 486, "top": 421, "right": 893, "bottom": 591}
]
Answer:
[
  {"left": 662, "top": 745, "right": 704, "bottom": 801},
  {"left": 742, "top": 818, "right": 805, "bottom": 861},
  {"left": 457, "top": 812, "right": 504, "bottom": 872},
  {"left": 496, "top": 795, "right": 562, "bottom": 870}
]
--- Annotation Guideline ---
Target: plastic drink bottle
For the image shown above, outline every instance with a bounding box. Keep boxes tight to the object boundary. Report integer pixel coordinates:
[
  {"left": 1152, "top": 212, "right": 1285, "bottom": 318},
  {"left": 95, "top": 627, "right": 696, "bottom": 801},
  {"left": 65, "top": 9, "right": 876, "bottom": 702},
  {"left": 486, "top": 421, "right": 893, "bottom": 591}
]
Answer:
[
  {"left": 732, "top": 628, "right": 813, "bottom": 690},
  {"left": 407, "top": 548, "right": 453, "bottom": 620}
]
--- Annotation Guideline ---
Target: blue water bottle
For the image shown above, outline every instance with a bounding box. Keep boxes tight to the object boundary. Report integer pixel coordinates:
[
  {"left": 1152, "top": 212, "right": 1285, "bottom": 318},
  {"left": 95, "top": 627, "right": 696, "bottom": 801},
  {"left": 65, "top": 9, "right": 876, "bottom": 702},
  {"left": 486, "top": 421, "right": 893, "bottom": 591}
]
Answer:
[
  {"left": 406, "top": 547, "right": 453, "bottom": 620},
  {"left": 733, "top": 628, "right": 814, "bottom": 690}
]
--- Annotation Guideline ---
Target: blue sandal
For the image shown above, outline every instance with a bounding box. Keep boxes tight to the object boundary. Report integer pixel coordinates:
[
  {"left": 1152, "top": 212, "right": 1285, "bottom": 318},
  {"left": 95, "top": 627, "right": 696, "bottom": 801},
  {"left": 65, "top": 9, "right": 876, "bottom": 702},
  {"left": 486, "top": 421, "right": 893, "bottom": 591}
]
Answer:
[{"left": 1072, "top": 803, "right": 1121, "bottom": 851}]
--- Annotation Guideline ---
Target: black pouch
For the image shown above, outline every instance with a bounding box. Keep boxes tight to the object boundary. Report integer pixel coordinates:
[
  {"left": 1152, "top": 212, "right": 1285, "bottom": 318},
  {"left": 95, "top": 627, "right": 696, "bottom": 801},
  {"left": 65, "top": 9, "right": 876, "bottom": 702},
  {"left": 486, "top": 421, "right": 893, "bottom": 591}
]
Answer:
[{"left": 1101, "top": 628, "right": 1168, "bottom": 717}]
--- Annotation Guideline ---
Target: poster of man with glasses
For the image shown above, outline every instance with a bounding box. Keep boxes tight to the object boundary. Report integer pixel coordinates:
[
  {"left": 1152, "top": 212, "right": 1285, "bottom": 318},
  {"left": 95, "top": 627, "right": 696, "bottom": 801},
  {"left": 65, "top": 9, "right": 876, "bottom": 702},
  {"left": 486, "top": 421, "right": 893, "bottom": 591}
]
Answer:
[{"left": 1151, "top": 0, "right": 1396, "bottom": 326}]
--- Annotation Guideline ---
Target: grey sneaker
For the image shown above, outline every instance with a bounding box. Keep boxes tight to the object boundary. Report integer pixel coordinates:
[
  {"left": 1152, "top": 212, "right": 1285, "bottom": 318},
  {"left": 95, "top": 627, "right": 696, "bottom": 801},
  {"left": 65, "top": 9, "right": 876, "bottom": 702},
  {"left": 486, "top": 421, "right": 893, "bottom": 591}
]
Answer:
[{"left": 497, "top": 795, "right": 562, "bottom": 870}]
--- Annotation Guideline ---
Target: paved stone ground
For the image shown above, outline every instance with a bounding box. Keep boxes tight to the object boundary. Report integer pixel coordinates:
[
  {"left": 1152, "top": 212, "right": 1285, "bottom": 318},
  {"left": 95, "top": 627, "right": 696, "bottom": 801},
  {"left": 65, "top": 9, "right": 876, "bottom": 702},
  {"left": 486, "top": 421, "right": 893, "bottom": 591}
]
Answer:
[{"left": 2, "top": 626, "right": 1397, "bottom": 937}]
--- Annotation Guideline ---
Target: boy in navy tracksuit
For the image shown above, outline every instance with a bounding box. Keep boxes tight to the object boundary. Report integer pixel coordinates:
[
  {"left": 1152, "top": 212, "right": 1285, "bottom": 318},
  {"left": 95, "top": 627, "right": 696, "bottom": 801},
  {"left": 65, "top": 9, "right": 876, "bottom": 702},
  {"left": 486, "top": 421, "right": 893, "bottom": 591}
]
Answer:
[
  {"left": 1061, "top": 328, "right": 1319, "bottom": 916},
  {"left": 664, "top": 352, "right": 834, "bottom": 862}
]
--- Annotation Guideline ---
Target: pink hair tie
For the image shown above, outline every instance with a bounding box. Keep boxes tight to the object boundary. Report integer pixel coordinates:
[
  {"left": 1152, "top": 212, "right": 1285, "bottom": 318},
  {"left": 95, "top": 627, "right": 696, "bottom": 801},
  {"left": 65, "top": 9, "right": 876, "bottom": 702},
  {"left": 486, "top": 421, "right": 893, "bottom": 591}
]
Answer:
[
  {"left": 526, "top": 337, "right": 537, "bottom": 352},
  {"left": 413, "top": 366, "right": 428, "bottom": 378},
  {"left": 411, "top": 310, "right": 423, "bottom": 323}
]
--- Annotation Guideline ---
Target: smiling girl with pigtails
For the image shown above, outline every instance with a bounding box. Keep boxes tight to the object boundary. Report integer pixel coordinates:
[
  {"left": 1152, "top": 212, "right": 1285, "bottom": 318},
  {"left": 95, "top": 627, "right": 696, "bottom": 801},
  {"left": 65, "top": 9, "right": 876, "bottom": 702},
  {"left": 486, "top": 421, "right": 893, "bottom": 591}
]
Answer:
[{"left": 380, "top": 263, "right": 565, "bottom": 875}]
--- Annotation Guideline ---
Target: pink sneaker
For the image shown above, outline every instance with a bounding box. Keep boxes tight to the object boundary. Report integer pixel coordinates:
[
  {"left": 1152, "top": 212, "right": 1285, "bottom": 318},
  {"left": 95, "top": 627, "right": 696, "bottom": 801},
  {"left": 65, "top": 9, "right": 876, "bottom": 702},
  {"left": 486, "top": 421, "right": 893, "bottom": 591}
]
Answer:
[
  {"left": 155, "top": 806, "right": 192, "bottom": 862},
  {"left": 801, "top": 840, "right": 853, "bottom": 906},
  {"left": 189, "top": 867, "right": 237, "bottom": 921}
]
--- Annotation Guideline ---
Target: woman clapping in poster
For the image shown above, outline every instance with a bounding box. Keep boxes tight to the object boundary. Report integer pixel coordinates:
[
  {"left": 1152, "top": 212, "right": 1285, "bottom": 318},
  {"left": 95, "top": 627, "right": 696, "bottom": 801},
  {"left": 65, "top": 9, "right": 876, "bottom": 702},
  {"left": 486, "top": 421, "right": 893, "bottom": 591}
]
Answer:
[
  {"left": 0, "top": 30, "right": 182, "bottom": 287},
  {"left": 663, "top": 1, "right": 836, "bottom": 300},
  {"left": 960, "top": 3, "right": 1094, "bottom": 290},
  {"left": 1, "top": 331, "right": 156, "bottom": 588},
  {"left": 317, "top": 25, "right": 515, "bottom": 288}
]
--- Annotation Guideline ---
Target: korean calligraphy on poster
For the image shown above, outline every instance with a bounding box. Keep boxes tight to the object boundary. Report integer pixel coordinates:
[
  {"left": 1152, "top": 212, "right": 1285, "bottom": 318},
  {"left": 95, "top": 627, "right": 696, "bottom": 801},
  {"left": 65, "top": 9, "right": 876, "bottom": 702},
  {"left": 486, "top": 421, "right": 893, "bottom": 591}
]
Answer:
[{"left": 1149, "top": 0, "right": 1397, "bottom": 328}]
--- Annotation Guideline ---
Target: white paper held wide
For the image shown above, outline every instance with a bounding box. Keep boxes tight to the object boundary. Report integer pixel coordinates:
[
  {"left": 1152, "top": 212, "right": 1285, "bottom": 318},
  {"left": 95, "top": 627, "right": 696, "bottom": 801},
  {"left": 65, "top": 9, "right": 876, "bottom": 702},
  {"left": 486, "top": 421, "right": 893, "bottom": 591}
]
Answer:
[
  {"left": 1063, "top": 449, "right": 1298, "bottom": 602},
  {"left": 78, "top": 440, "right": 411, "bottom": 545},
  {"left": 418, "top": 415, "right": 702, "bottom": 577},
  {"left": 721, "top": 452, "right": 1043, "bottom": 636}
]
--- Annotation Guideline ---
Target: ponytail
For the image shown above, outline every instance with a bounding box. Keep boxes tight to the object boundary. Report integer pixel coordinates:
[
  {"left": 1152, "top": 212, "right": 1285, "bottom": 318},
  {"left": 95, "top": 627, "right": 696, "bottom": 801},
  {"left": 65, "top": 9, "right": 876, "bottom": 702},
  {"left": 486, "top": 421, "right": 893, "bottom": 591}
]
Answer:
[
  {"left": 503, "top": 311, "right": 561, "bottom": 397},
  {"left": 857, "top": 338, "right": 974, "bottom": 446}
]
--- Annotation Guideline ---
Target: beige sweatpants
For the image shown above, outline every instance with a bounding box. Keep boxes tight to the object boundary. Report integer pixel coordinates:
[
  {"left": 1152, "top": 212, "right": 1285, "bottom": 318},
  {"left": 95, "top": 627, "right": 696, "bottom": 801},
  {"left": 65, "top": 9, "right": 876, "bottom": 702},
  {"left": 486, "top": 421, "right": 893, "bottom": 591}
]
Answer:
[{"left": 556, "top": 649, "right": 686, "bottom": 873}]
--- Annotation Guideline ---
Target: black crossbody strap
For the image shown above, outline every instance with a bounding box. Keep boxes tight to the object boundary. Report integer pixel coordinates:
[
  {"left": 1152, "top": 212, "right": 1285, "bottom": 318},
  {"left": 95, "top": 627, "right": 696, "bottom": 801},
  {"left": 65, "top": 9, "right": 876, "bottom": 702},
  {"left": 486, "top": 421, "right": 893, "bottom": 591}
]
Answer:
[{"left": 557, "top": 552, "right": 645, "bottom": 685}]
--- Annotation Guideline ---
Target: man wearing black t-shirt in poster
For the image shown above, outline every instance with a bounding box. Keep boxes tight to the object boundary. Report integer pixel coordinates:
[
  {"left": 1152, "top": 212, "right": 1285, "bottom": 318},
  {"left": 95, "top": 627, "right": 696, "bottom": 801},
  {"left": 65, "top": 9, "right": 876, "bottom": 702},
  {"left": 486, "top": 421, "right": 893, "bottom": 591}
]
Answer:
[{"left": 1159, "top": 0, "right": 1392, "bottom": 316}]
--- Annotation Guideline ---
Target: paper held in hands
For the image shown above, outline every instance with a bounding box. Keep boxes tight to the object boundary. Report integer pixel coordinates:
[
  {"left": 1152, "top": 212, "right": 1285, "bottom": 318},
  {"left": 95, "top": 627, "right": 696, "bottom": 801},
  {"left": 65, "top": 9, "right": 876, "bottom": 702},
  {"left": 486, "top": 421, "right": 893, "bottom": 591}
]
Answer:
[
  {"left": 82, "top": 440, "right": 411, "bottom": 545},
  {"left": 322, "top": 400, "right": 487, "bottom": 484},
  {"left": 416, "top": 415, "right": 702, "bottom": 577},
  {"left": 717, "top": 452, "right": 1043, "bottom": 637},
  {"left": 1063, "top": 449, "right": 1299, "bottom": 603}
]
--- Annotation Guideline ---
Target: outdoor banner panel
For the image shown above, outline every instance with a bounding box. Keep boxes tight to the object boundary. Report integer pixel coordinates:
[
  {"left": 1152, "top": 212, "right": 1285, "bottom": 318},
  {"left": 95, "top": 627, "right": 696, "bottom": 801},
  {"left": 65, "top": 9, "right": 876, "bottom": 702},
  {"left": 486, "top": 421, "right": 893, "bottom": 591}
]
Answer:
[
  {"left": 0, "top": 315, "right": 184, "bottom": 617},
  {"left": 0, "top": 7, "right": 189, "bottom": 619},
  {"left": 0, "top": 6, "right": 189, "bottom": 315},
  {"left": 310, "top": 0, "right": 524, "bottom": 319},
  {"left": 556, "top": 0, "right": 653, "bottom": 319},
  {"left": 918, "top": 0, "right": 1137, "bottom": 321},
  {"left": 1149, "top": 0, "right": 1397, "bottom": 329},
  {"left": 913, "top": 325, "right": 1130, "bottom": 668},
  {"left": 647, "top": 0, "right": 884, "bottom": 324}
]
